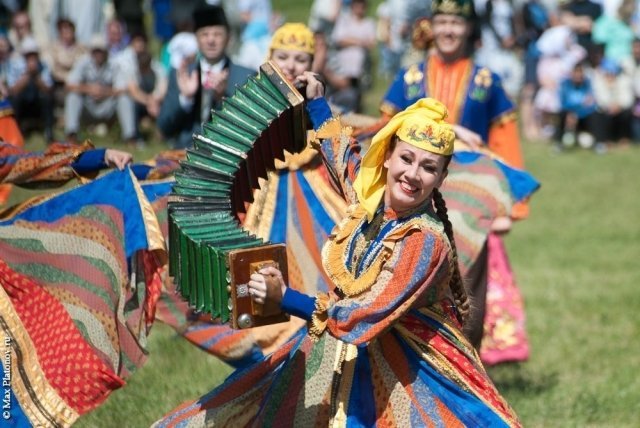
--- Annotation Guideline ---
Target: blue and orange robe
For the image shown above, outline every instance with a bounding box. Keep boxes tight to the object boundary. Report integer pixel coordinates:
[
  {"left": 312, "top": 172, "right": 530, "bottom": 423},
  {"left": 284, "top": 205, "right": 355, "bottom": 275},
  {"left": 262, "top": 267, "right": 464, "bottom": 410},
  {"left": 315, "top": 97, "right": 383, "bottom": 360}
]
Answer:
[
  {"left": 0, "top": 167, "right": 167, "bottom": 427},
  {"left": 153, "top": 98, "right": 522, "bottom": 427},
  {"left": 383, "top": 53, "right": 535, "bottom": 363}
]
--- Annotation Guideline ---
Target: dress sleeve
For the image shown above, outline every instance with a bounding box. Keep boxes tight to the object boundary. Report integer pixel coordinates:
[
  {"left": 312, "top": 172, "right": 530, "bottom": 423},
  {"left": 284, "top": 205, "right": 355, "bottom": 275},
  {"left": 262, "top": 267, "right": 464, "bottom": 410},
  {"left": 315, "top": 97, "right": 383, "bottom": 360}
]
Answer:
[
  {"left": 318, "top": 228, "right": 451, "bottom": 345},
  {"left": 306, "top": 97, "right": 363, "bottom": 205},
  {"left": 0, "top": 141, "right": 96, "bottom": 186}
]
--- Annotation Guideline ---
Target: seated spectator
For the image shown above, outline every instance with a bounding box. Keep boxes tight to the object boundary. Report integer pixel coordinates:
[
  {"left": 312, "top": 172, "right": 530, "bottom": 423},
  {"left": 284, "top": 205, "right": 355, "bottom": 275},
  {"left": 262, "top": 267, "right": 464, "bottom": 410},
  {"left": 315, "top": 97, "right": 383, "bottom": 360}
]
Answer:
[
  {"left": 5, "top": 37, "right": 55, "bottom": 143},
  {"left": 42, "top": 18, "right": 88, "bottom": 109},
  {"left": 106, "top": 19, "right": 130, "bottom": 57},
  {"left": 324, "top": 0, "right": 376, "bottom": 112},
  {"left": 592, "top": 57, "right": 634, "bottom": 148},
  {"left": 555, "top": 61, "right": 598, "bottom": 150},
  {"left": 64, "top": 35, "right": 136, "bottom": 145},
  {"left": 534, "top": 25, "right": 586, "bottom": 139},
  {"left": 45, "top": 18, "right": 88, "bottom": 85},
  {"left": 126, "top": 50, "right": 168, "bottom": 139},
  {"left": 8, "top": 10, "right": 33, "bottom": 53},
  {"left": 592, "top": 0, "right": 635, "bottom": 64}
]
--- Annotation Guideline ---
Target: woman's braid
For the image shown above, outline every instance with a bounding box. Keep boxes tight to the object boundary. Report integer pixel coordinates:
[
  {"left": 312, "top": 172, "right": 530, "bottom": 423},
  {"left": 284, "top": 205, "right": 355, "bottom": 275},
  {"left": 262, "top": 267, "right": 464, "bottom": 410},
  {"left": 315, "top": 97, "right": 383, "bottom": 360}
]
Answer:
[{"left": 432, "top": 188, "right": 470, "bottom": 324}]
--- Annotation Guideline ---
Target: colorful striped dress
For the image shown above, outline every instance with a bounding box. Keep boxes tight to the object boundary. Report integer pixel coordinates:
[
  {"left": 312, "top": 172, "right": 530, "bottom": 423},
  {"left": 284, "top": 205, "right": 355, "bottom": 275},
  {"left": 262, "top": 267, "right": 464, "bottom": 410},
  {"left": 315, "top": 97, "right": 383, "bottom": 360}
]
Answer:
[
  {"left": 153, "top": 98, "right": 521, "bottom": 427},
  {"left": 0, "top": 169, "right": 166, "bottom": 427}
]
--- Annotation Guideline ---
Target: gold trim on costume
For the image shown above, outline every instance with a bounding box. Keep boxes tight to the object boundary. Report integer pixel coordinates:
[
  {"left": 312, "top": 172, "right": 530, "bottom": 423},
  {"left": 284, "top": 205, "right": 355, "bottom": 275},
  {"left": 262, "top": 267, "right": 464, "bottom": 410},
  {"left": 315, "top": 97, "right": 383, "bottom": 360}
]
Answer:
[
  {"left": 330, "top": 343, "right": 358, "bottom": 427},
  {"left": 274, "top": 147, "right": 318, "bottom": 171},
  {"left": 308, "top": 292, "right": 331, "bottom": 341},
  {"left": 130, "top": 169, "right": 167, "bottom": 257},
  {"left": 379, "top": 101, "right": 400, "bottom": 117},
  {"left": 244, "top": 173, "right": 280, "bottom": 240},
  {"left": 0, "top": 286, "right": 80, "bottom": 427},
  {"left": 491, "top": 111, "right": 518, "bottom": 127},
  {"left": 321, "top": 205, "right": 427, "bottom": 297},
  {"left": 308, "top": 117, "right": 348, "bottom": 144}
]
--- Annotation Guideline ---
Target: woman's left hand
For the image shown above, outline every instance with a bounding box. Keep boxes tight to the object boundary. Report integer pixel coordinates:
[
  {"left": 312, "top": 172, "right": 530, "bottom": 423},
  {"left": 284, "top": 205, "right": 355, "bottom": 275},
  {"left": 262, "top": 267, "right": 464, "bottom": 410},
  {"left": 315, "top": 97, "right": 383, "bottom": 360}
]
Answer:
[
  {"left": 247, "top": 266, "right": 287, "bottom": 305},
  {"left": 295, "top": 71, "right": 325, "bottom": 100},
  {"left": 104, "top": 149, "right": 133, "bottom": 170}
]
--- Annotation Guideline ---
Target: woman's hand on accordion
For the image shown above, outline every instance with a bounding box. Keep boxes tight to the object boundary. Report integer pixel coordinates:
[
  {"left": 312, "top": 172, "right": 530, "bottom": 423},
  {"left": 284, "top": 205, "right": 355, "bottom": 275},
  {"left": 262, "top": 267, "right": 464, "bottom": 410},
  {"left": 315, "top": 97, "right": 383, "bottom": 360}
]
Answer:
[
  {"left": 248, "top": 266, "right": 287, "bottom": 306},
  {"left": 295, "top": 71, "right": 325, "bottom": 100}
]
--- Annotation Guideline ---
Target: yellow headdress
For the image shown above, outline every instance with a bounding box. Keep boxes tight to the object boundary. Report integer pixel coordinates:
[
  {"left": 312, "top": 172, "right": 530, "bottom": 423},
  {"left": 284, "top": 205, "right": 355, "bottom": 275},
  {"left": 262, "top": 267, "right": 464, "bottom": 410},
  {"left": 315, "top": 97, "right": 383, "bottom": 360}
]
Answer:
[
  {"left": 269, "top": 23, "right": 315, "bottom": 55},
  {"left": 353, "top": 98, "right": 455, "bottom": 220}
]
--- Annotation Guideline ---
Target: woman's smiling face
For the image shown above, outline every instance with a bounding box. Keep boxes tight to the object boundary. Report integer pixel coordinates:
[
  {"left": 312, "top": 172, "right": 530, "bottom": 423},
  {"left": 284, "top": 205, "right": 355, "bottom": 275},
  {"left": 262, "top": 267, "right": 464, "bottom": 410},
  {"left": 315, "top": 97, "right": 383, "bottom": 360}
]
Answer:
[
  {"left": 271, "top": 49, "right": 313, "bottom": 82},
  {"left": 383, "top": 139, "right": 448, "bottom": 214}
]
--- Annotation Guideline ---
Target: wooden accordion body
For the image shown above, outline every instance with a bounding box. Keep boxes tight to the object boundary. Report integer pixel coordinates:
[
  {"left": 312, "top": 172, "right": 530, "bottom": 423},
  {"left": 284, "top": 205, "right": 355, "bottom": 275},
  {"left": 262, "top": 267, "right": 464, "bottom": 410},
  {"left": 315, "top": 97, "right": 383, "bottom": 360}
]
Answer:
[{"left": 168, "top": 61, "right": 307, "bottom": 329}]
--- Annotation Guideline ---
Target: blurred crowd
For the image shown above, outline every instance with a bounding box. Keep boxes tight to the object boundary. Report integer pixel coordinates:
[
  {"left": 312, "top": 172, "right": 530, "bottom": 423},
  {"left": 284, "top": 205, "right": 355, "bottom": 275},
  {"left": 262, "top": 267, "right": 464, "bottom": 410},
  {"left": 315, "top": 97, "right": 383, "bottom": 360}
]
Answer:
[{"left": 1, "top": 0, "right": 640, "bottom": 151}]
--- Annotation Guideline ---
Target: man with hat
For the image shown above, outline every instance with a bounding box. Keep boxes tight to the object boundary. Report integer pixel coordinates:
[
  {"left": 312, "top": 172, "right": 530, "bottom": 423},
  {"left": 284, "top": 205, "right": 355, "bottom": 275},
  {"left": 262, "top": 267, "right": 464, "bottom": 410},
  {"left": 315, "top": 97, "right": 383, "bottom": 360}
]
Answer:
[
  {"left": 64, "top": 34, "right": 137, "bottom": 145},
  {"left": 380, "top": 0, "right": 531, "bottom": 362},
  {"left": 157, "top": 2, "right": 254, "bottom": 149}
]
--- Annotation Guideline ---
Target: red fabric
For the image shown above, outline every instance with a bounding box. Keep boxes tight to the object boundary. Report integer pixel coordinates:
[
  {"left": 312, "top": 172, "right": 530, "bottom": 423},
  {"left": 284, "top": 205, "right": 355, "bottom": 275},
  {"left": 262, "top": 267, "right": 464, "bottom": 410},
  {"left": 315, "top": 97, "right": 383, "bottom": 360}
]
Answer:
[
  {"left": 480, "top": 234, "right": 530, "bottom": 365},
  {"left": 141, "top": 251, "right": 165, "bottom": 327},
  {"left": 0, "top": 258, "right": 125, "bottom": 415}
]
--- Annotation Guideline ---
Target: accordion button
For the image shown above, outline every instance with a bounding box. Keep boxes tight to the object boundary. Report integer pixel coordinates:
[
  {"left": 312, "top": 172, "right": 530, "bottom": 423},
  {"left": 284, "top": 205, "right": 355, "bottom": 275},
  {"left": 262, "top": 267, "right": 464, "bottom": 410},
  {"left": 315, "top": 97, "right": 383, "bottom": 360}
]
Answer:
[
  {"left": 228, "top": 298, "right": 233, "bottom": 310},
  {"left": 237, "top": 313, "right": 254, "bottom": 329},
  {"left": 225, "top": 272, "right": 231, "bottom": 283}
]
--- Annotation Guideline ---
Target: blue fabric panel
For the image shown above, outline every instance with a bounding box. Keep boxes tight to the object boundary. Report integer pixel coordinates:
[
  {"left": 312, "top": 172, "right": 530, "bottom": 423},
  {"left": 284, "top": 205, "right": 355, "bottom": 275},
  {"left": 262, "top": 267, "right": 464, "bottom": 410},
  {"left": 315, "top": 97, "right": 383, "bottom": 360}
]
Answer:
[
  {"left": 346, "top": 347, "right": 376, "bottom": 427},
  {"left": 0, "top": 169, "right": 149, "bottom": 258},
  {"left": 71, "top": 149, "right": 107, "bottom": 173}
]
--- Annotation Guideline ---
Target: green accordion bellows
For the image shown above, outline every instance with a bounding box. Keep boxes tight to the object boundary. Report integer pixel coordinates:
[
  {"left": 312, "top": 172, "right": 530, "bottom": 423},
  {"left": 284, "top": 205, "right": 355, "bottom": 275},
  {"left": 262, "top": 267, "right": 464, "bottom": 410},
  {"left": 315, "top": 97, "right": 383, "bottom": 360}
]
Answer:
[{"left": 168, "top": 61, "right": 307, "bottom": 329}]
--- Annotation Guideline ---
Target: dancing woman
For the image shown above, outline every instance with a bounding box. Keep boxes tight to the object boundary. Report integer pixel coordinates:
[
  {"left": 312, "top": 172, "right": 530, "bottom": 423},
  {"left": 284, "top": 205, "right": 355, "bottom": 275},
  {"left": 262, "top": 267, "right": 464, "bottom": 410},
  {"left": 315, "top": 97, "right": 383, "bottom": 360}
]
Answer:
[{"left": 154, "top": 79, "right": 520, "bottom": 426}]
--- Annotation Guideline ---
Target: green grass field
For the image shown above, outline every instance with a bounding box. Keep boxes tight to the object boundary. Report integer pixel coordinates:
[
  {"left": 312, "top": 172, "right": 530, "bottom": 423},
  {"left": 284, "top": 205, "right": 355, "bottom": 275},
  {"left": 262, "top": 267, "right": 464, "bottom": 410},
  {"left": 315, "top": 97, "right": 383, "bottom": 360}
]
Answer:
[{"left": 8, "top": 1, "right": 640, "bottom": 426}]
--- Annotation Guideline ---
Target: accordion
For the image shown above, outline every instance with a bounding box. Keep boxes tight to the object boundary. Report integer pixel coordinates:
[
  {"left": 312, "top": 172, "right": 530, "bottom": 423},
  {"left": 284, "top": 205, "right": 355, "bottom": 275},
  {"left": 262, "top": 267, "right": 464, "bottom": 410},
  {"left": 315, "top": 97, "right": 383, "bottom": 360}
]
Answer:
[{"left": 169, "top": 61, "right": 307, "bottom": 329}]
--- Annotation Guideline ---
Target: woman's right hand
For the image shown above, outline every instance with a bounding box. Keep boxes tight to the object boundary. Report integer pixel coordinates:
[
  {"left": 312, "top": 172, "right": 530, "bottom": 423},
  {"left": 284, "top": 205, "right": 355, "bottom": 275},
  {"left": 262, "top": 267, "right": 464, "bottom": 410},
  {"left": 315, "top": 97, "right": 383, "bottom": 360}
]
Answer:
[
  {"left": 247, "top": 266, "right": 287, "bottom": 305},
  {"left": 295, "top": 71, "right": 325, "bottom": 100}
]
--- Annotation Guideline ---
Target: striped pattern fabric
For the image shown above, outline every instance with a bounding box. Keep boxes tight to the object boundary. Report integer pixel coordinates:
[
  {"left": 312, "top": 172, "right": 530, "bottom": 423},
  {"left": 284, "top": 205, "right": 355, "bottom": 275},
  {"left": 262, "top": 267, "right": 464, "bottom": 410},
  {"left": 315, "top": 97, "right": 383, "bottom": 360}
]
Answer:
[
  {"left": 0, "top": 169, "right": 166, "bottom": 426},
  {"left": 441, "top": 154, "right": 513, "bottom": 275},
  {"left": 154, "top": 208, "right": 520, "bottom": 427},
  {"left": 0, "top": 141, "right": 92, "bottom": 186}
]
